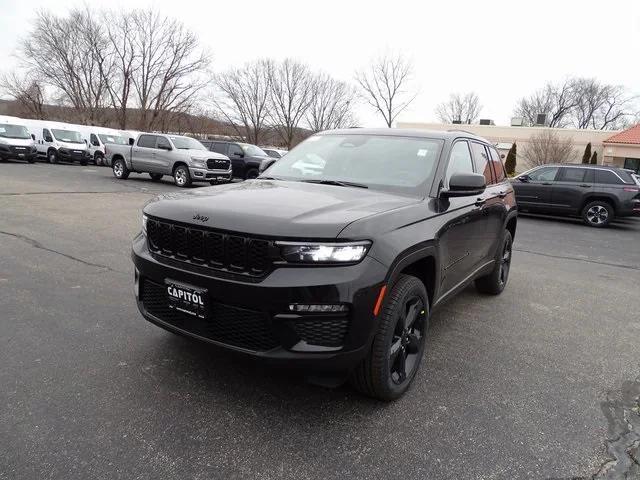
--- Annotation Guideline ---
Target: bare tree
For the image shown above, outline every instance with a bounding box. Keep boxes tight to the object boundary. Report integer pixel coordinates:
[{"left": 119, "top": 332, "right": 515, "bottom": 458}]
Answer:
[
  {"left": 214, "top": 59, "right": 273, "bottom": 145},
  {"left": 0, "top": 72, "right": 47, "bottom": 119},
  {"left": 572, "top": 79, "right": 633, "bottom": 130},
  {"left": 522, "top": 130, "right": 575, "bottom": 166},
  {"left": 20, "top": 8, "right": 112, "bottom": 124},
  {"left": 435, "top": 92, "right": 481, "bottom": 124},
  {"left": 355, "top": 53, "right": 416, "bottom": 127},
  {"left": 269, "top": 59, "right": 314, "bottom": 149},
  {"left": 514, "top": 79, "right": 577, "bottom": 128},
  {"left": 306, "top": 74, "right": 357, "bottom": 132},
  {"left": 129, "top": 10, "right": 211, "bottom": 131}
]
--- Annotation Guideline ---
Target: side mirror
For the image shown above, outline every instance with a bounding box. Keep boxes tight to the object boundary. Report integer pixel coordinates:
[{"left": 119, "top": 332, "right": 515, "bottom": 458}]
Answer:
[
  {"left": 441, "top": 173, "right": 486, "bottom": 198},
  {"left": 232, "top": 150, "right": 244, "bottom": 158},
  {"left": 158, "top": 144, "right": 172, "bottom": 151},
  {"left": 128, "top": 137, "right": 135, "bottom": 146},
  {"left": 31, "top": 134, "right": 35, "bottom": 140},
  {"left": 517, "top": 175, "right": 530, "bottom": 182}
]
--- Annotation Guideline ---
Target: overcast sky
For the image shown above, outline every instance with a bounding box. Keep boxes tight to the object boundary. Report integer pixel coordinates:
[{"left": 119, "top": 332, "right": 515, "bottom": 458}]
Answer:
[{"left": 0, "top": 0, "right": 638, "bottom": 127}]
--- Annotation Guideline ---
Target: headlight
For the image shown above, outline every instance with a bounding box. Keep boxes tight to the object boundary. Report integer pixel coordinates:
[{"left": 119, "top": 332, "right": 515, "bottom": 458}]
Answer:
[
  {"left": 190, "top": 157, "right": 205, "bottom": 168},
  {"left": 277, "top": 241, "right": 371, "bottom": 263},
  {"left": 142, "top": 214, "right": 148, "bottom": 235}
]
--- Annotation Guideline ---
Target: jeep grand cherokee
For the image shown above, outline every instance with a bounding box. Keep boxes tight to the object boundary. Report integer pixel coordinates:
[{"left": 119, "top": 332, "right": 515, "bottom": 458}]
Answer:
[{"left": 132, "top": 129, "right": 517, "bottom": 400}]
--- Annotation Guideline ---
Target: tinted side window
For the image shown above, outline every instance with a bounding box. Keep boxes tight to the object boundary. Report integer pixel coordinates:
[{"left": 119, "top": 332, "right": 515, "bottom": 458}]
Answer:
[
  {"left": 90, "top": 134, "right": 100, "bottom": 146},
  {"left": 212, "top": 142, "right": 228, "bottom": 155},
  {"left": 228, "top": 143, "right": 244, "bottom": 157},
  {"left": 43, "top": 129, "right": 53, "bottom": 141},
  {"left": 596, "top": 170, "right": 623, "bottom": 185},
  {"left": 200, "top": 140, "right": 213, "bottom": 150},
  {"left": 137, "top": 135, "right": 156, "bottom": 148},
  {"left": 488, "top": 147, "right": 506, "bottom": 182},
  {"left": 559, "top": 167, "right": 588, "bottom": 182},
  {"left": 471, "top": 142, "right": 494, "bottom": 185},
  {"left": 528, "top": 167, "right": 559, "bottom": 182},
  {"left": 446, "top": 141, "right": 474, "bottom": 184},
  {"left": 156, "top": 136, "right": 171, "bottom": 150}
]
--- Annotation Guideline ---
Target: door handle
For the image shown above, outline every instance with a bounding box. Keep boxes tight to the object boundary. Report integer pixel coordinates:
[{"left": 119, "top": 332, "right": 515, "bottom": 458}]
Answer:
[
  {"left": 579, "top": 184, "right": 591, "bottom": 187},
  {"left": 475, "top": 197, "right": 486, "bottom": 206}
]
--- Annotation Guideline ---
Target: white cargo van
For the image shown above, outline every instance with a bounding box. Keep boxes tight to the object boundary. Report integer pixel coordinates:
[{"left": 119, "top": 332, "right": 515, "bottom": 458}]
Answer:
[
  {"left": 0, "top": 116, "right": 38, "bottom": 163},
  {"left": 24, "top": 120, "right": 90, "bottom": 165},
  {"left": 72, "top": 125, "right": 130, "bottom": 166}
]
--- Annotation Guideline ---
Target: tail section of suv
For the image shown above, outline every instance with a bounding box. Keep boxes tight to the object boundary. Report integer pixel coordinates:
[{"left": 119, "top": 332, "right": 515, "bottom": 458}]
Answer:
[
  {"left": 512, "top": 164, "right": 640, "bottom": 227},
  {"left": 132, "top": 129, "right": 517, "bottom": 400},
  {"left": 200, "top": 140, "right": 270, "bottom": 179}
]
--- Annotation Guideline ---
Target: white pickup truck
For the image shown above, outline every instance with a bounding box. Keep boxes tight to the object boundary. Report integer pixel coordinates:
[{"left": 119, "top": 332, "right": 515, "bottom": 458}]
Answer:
[{"left": 108, "top": 133, "right": 232, "bottom": 187}]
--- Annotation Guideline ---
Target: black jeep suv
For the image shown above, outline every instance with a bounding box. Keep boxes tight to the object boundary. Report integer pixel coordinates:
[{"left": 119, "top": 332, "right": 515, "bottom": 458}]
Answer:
[
  {"left": 512, "top": 164, "right": 640, "bottom": 227},
  {"left": 199, "top": 140, "right": 270, "bottom": 180},
  {"left": 132, "top": 129, "right": 517, "bottom": 400}
]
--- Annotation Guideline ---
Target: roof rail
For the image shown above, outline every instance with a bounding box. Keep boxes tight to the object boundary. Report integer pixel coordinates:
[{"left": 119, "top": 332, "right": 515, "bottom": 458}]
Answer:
[{"left": 446, "top": 129, "right": 476, "bottom": 135}]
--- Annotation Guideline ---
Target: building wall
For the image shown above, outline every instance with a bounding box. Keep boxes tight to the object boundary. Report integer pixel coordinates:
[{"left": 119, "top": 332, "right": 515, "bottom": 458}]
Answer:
[
  {"left": 602, "top": 143, "right": 640, "bottom": 169},
  {"left": 397, "top": 122, "right": 621, "bottom": 172}
]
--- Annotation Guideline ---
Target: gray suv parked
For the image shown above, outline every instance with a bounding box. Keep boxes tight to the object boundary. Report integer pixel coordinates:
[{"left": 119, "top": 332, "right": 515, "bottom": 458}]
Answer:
[{"left": 512, "top": 164, "right": 640, "bottom": 227}]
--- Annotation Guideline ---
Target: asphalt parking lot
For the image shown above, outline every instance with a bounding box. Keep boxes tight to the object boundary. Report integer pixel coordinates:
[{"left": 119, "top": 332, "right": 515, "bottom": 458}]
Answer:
[{"left": 1, "top": 162, "right": 639, "bottom": 480}]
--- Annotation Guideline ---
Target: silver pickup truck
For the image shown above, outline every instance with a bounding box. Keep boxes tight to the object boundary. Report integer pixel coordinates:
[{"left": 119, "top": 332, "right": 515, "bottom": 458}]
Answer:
[{"left": 108, "top": 133, "right": 232, "bottom": 187}]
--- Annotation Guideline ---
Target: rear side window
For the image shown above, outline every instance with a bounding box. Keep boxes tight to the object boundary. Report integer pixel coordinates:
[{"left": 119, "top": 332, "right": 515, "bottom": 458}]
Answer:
[
  {"left": 212, "top": 142, "right": 228, "bottom": 155},
  {"left": 156, "top": 137, "right": 171, "bottom": 150},
  {"left": 446, "top": 141, "right": 474, "bottom": 184},
  {"left": 559, "top": 167, "right": 589, "bottom": 182},
  {"left": 137, "top": 135, "right": 156, "bottom": 148},
  {"left": 488, "top": 147, "right": 506, "bottom": 182},
  {"left": 471, "top": 142, "right": 494, "bottom": 185},
  {"left": 595, "top": 170, "right": 624, "bottom": 185}
]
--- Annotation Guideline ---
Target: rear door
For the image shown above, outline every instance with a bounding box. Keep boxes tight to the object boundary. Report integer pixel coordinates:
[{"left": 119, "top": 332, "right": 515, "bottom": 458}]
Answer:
[
  {"left": 470, "top": 142, "right": 504, "bottom": 265},
  {"left": 513, "top": 166, "right": 559, "bottom": 211},
  {"left": 133, "top": 134, "right": 157, "bottom": 171},
  {"left": 551, "top": 167, "right": 594, "bottom": 213}
]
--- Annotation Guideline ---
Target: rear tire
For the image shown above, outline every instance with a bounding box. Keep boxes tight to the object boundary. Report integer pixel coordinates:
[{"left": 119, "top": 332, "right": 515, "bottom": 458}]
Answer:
[
  {"left": 173, "top": 165, "right": 192, "bottom": 187},
  {"left": 351, "top": 274, "right": 429, "bottom": 401},
  {"left": 475, "top": 230, "right": 513, "bottom": 295},
  {"left": 112, "top": 158, "right": 130, "bottom": 179},
  {"left": 582, "top": 200, "right": 614, "bottom": 228},
  {"left": 149, "top": 173, "right": 163, "bottom": 182}
]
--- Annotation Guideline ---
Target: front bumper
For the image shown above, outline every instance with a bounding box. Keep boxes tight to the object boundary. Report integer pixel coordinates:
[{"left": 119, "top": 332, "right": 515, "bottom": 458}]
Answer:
[
  {"left": 189, "top": 167, "right": 233, "bottom": 182},
  {"left": 57, "top": 148, "right": 89, "bottom": 162},
  {"left": 132, "top": 233, "right": 388, "bottom": 372},
  {"left": 0, "top": 146, "right": 37, "bottom": 161}
]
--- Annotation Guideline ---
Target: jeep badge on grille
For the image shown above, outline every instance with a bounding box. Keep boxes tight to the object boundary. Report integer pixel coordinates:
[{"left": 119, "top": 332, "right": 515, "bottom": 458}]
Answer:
[{"left": 193, "top": 214, "right": 209, "bottom": 223}]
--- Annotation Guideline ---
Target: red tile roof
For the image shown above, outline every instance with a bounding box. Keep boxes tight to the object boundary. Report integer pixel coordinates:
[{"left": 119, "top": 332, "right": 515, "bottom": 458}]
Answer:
[{"left": 603, "top": 124, "right": 640, "bottom": 145}]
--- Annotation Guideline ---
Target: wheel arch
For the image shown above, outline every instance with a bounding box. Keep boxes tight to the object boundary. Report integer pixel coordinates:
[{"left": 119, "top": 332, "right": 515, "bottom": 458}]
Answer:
[
  {"left": 384, "top": 245, "right": 439, "bottom": 307},
  {"left": 581, "top": 195, "right": 618, "bottom": 213},
  {"left": 172, "top": 161, "right": 189, "bottom": 174},
  {"left": 505, "top": 212, "right": 518, "bottom": 240}
]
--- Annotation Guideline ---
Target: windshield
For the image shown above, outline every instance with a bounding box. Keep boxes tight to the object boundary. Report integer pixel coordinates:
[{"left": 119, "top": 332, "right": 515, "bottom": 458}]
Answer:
[
  {"left": 264, "top": 134, "right": 444, "bottom": 196},
  {"left": 240, "top": 143, "right": 268, "bottom": 157},
  {"left": 98, "top": 134, "right": 128, "bottom": 145},
  {"left": 0, "top": 124, "right": 31, "bottom": 139},
  {"left": 52, "top": 129, "right": 83, "bottom": 143},
  {"left": 169, "top": 136, "right": 206, "bottom": 150}
]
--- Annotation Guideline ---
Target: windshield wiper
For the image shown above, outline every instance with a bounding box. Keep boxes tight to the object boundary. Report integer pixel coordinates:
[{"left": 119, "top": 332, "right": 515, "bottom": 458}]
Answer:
[{"left": 300, "top": 179, "right": 368, "bottom": 189}]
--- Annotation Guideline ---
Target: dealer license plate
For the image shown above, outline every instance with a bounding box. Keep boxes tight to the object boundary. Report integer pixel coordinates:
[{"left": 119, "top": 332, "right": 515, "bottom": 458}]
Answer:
[{"left": 165, "top": 280, "right": 208, "bottom": 319}]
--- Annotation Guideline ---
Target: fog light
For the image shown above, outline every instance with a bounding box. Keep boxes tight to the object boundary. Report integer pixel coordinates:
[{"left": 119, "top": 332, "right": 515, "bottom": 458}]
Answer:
[{"left": 289, "top": 304, "right": 348, "bottom": 313}]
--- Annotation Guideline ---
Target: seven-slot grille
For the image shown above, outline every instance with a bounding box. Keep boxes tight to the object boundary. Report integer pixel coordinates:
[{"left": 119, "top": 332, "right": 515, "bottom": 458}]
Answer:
[
  {"left": 146, "top": 218, "right": 273, "bottom": 277},
  {"left": 207, "top": 158, "right": 231, "bottom": 170}
]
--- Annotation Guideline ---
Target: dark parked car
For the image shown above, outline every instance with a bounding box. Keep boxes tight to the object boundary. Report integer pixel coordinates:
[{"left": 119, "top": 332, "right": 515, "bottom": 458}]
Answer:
[
  {"left": 132, "top": 129, "right": 517, "bottom": 400},
  {"left": 512, "top": 164, "right": 640, "bottom": 227},
  {"left": 199, "top": 140, "right": 269, "bottom": 179}
]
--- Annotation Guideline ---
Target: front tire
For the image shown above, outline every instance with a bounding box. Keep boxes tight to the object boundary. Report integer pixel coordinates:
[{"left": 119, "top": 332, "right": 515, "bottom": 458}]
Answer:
[
  {"left": 475, "top": 230, "right": 513, "bottom": 295},
  {"left": 94, "top": 153, "right": 104, "bottom": 166},
  {"left": 582, "top": 200, "right": 613, "bottom": 228},
  {"left": 173, "top": 165, "right": 192, "bottom": 187},
  {"left": 351, "top": 274, "right": 429, "bottom": 401},
  {"left": 47, "top": 150, "right": 58, "bottom": 164},
  {"left": 112, "top": 158, "right": 130, "bottom": 179},
  {"left": 245, "top": 168, "right": 259, "bottom": 180}
]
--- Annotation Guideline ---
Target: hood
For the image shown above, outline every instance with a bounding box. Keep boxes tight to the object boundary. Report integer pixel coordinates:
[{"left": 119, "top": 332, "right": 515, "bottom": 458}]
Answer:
[
  {"left": 183, "top": 148, "right": 228, "bottom": 160},
  {"left": 0, "top": 137, "right": 34, "bottom": 147},
  {"left": 144, "top": 180, "right": 420, "bottom": 238},
  {"left": 58, "top": 141, "right": 87, "bottom": 151}
]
